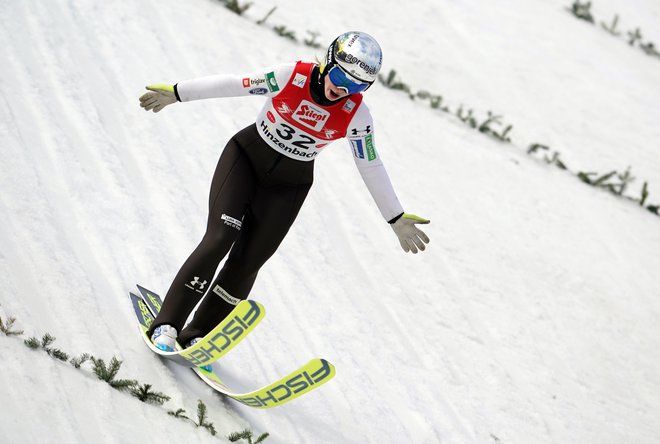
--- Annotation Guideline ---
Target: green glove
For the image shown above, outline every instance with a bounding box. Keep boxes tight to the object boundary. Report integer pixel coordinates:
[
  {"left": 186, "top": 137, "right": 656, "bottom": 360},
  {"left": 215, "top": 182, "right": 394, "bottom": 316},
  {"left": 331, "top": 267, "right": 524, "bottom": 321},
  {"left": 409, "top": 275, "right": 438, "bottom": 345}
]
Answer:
[
  {"left": 391, "top": 213, "right": 430, "bottom": 254},
  {"left": 139, "top": 84, "right": 177, "bottom": 113}
]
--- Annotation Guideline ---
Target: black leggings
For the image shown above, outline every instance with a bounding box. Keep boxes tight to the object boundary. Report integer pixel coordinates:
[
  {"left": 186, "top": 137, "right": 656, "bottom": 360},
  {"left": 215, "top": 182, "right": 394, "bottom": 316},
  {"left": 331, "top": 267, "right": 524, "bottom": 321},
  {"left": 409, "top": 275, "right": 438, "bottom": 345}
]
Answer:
[{"left": 150, "top": 124, "right": 313, "bottom": 344}]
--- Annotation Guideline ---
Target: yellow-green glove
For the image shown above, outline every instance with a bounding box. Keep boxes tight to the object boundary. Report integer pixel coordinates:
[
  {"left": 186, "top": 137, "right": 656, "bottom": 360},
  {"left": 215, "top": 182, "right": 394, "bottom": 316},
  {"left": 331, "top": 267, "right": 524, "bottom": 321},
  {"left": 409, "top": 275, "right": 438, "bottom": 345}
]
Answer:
[
  {"left": 139, "top": 84, "right": 177, "bottom": 113},
  {"left": 391, "top": 213, "right": 430, "bottom": 253}
]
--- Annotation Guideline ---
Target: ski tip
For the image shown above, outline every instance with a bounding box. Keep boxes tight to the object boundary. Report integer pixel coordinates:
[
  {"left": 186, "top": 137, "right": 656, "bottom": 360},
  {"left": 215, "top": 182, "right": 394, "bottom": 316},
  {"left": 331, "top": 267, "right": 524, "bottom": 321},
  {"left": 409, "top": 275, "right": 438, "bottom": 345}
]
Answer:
[
  {"left": 319, "top": 358, "right": 336, "bottom": 369},
  {"left": 301, "top": 358, "right": 337, "bottom": 380},
  {"left": 244, "top": 299, "right": 265, "bottom": 312},
  {"left": 136, "top": 283, "right": 151, "bottom": 294}
]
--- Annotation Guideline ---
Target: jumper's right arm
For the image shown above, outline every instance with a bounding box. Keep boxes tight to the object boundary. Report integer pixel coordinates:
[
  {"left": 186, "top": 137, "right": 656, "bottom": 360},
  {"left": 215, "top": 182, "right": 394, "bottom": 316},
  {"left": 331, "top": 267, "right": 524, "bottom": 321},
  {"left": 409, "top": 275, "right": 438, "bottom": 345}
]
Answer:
[{"left": 139, "top": 63, "right": 295, "bottom": 112}]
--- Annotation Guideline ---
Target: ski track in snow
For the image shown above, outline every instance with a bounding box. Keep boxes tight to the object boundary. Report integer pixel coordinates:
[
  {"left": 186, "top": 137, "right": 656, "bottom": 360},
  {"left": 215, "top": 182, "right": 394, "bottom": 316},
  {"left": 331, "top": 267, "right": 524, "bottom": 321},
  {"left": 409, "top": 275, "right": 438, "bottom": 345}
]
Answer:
[{"left": 1, "top": 0, "right": 660, "bottom": 443}]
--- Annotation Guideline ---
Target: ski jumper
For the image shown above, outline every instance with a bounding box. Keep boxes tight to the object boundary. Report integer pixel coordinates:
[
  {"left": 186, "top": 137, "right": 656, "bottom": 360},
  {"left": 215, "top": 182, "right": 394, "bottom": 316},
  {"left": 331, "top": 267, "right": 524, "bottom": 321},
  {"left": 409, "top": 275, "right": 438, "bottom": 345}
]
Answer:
[{"left": 150, "top": 62, "right": 404, "bottom": 344}]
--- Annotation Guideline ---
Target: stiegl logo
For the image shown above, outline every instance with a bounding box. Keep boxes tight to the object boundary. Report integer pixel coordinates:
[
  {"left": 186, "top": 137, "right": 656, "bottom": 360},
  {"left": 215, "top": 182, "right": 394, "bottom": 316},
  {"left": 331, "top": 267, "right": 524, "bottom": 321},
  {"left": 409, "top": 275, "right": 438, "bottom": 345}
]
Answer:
[{"left": 292, "top": 100, "right": 329, "bottom": 131}]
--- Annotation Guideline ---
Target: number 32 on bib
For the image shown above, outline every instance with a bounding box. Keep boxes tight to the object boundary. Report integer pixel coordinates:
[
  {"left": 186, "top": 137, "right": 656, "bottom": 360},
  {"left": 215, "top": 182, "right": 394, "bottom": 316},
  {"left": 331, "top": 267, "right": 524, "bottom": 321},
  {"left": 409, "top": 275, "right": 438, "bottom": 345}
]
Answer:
[{"left": 256, "top": 62, "right": 363, "bottom": 161}]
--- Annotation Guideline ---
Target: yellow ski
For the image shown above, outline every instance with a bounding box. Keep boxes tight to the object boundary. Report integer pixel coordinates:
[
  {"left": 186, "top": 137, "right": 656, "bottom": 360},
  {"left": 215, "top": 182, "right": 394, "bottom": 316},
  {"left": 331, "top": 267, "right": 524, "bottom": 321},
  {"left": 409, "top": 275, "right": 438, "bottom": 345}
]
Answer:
[
  {"left": 131, "top": 285, "right": 336, "bottom": 408},
  {"left": 130, "top": 292, "right": 264, "bottom": 368},
  {"left": 193, "top": 358, "right": 336, "bottom": 408}
]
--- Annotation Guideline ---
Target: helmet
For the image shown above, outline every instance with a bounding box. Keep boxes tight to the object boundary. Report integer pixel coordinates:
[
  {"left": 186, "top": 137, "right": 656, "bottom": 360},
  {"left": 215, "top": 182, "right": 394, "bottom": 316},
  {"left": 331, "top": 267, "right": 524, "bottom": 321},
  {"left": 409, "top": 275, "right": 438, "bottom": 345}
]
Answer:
[{"left": 325, "top": 31, "right": 383, "bottom": 84}]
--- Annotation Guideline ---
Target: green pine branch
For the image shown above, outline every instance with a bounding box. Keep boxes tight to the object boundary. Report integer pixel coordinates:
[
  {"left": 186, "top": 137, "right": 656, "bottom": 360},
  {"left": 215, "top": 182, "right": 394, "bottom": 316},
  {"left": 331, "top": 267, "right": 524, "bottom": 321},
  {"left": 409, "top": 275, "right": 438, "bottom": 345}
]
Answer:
[
  {"left": 228, "top": 428, "right": 270, "bottom": 443},
  {"left": 600, "top": 14, "right": 621, "bottom": 36},
  {"left": 256, "top": 6, "right": 276, "bottom": 25},
  {"left": 378, "top": 70, "right": 413, "bottom": 98},
  {"left": 11, "top": 318, "right": 272, "bottom": 439},
  {"left": 569, "top": 1, "right": 595, "bottom": 23},
  {"left": 640, "top": 41, "right": 659, "bottom": 56},
  {"left": 130, "top": 383, "right": 171, "bottom": 405},
  {"left": 478, "top": 111, "right": 501, "bottom": 133},
  {"left": 168, "top": 408, "right": 190, "bottom": 421},
  {"left": 541, "top": 152, "right": 567, "bottom": 170},
  {"left": 578, "top": 170, "right": 616, "bottom": 186},
  {"left": 639, "top": 182, "right": 649, "bottom": 206},
  {"left": 456, "top": 106, "right": 478, "bottom": 128},
  {"left": 41, "top": 333, "right": 56, "bottom": 349},
  {"left": 528, "top": 143, "right": 550, "bottom": 154},
  {"left": 90, "top": 357, "right": 137, "bottom": 392},
  {"left": 48, "top": 348, "right": 70, "bottom": 361},
  {"left": 304, "top": 31, "right": 323, "bottom": 49},
  {"left": 70, "top": 353, "right": 93, "bottom": 369},
  {"left": 570, "top": 3, "right": 659, "bottom": 60},
  {"left": 627, "top": 28, "right": 643, "bottom": 46},
  {"left": 611, "top": 167, "right": 634, "bottom": 195},
  {"left": 24, "top": 336, "right": 40, "bottom": 349},
  {"left": 224, "top": 0, "right": 252, "bottom": 16},
  {"left": 0, "top": 315, "right": 24, "bottom": 336},
  {"left": 273, "top": 25, "right": 297, "bottom": 41},
  {"left": 194, "top": 400, "right": 217, "bottom": 436},
  {"left": 528, "top": 144, "right": 567, "bottom": 169},
  {"left": 496, "top": 125, "right": 513, "bottom": 143},
  {"left": 477, "top": 112, "right": 513, "bottom": 142},
  {"left": 23, "top": 333, "right": 69, "bottom": 361},
  {"left": 111, "top": 378, "right": 139, "bottom": 391}
]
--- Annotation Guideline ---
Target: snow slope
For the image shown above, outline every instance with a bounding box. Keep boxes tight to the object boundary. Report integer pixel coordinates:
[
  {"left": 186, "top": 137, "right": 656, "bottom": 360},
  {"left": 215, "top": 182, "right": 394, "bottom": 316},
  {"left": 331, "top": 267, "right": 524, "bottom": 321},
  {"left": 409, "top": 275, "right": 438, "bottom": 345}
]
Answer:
[{"left": 1, "top": 0, "right": 659, "bottom": 443}]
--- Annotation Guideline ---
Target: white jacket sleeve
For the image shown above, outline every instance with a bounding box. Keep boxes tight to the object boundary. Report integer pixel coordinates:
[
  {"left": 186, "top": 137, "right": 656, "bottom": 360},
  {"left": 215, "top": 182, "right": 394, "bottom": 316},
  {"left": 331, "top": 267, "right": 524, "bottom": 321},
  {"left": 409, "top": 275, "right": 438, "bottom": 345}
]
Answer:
[
  {"left": 346, "top": 102, "right": 404, "bottom": 222},
  {"left": 175, "top": 63, "right": 295, "bottom": 102}
]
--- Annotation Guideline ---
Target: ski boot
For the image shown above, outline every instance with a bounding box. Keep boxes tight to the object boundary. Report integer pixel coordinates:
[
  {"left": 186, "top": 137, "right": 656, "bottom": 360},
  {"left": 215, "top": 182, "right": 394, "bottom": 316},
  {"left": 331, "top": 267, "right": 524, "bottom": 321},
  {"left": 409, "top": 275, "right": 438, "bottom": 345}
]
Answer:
[{"left": 151, "top": 324, "right": 178, "bottom": 352}]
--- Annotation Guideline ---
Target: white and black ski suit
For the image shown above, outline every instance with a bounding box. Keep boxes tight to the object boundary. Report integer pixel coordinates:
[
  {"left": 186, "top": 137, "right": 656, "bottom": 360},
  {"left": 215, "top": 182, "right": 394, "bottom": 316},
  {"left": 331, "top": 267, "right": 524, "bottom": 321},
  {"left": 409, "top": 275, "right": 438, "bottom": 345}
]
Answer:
[{"left": 150, "top": 61, "right": 404, "bottom": 344}]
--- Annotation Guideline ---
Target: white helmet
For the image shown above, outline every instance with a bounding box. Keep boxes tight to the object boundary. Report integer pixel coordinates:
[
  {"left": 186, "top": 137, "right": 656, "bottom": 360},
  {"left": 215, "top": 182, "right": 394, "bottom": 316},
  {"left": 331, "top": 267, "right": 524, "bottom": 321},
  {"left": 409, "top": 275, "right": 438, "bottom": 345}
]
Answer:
[{"left": 325, "top": 31, "right": 383, "bottom": 84}]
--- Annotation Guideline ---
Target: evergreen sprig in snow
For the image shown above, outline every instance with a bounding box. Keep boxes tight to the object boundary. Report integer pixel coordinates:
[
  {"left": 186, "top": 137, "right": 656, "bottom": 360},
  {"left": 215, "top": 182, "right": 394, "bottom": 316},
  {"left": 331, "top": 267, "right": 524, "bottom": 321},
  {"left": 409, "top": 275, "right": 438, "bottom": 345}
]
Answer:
[
  {"left": 228, "top": 428, "right": 270, "bottom": 444},
  {"left": 90, "top": 356, "right": 137, "bottom": 391},
  {"left": 69, "top": 352, "right": 92, "bottom": 369},
  {"left": 0, "top": 315, "right": 23, "bottom": 336},
  {"left": 167, "top": 400, "right": 219, "bottom": 436},
  {"left": 195, "top": 400, "right": 217, "bottom": 436},
  {"left": 130, "top": 383, "right": 171, "bottom": 405},
  {"left": 24, "top": 333, "right": 69, "bottom": 361}
]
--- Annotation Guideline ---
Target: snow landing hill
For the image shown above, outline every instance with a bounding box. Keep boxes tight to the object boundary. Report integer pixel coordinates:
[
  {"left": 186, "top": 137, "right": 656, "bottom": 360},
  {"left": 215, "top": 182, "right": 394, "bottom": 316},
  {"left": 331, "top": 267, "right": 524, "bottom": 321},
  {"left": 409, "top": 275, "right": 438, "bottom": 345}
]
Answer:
[{"left": 1, "top": 0, "right": 659, "bottom": 443}]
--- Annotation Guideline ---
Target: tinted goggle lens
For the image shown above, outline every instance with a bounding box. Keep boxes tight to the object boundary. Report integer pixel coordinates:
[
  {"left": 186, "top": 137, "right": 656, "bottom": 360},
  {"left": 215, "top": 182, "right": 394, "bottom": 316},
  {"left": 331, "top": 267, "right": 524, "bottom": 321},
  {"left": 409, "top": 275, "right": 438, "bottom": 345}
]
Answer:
[{"left": 328, "top": 65, "right": 371, "bottom": 94}]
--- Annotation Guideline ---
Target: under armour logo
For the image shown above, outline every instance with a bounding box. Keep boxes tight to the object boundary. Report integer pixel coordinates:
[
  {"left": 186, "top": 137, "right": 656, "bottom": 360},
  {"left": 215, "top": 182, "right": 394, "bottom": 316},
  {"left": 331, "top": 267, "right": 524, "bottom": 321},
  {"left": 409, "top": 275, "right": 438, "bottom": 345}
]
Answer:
[
  {"left": 191, "top": 277, "right": 207, "bottom": 289},
  {"left": 351, "top": 125, "right": 371, "bottom": 136},
  {"left": 186, "top": 277, "right": 208, "bottom": 294}
]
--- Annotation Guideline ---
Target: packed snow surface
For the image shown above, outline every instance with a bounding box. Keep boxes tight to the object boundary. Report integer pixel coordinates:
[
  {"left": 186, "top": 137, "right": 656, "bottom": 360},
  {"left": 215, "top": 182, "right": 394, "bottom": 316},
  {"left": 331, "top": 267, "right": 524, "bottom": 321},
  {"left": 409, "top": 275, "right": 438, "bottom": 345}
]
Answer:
[{"left": 1, "top": 0, "right": 659, "bottom": 443}]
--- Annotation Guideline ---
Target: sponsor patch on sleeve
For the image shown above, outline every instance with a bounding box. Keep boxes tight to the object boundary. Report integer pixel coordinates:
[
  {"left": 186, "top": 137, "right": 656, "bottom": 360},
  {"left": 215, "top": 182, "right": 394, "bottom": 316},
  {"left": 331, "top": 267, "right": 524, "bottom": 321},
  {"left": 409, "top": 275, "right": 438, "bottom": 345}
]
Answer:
[
  {"left": 365, "top": 134, "right": 376, "bottom": 161},
  {"left": 350, "top": 134, "right": 376, "bottom": 161},
  {"left": 266, "top": 71, "right": 280, "bottom": 92},
  {"left": 350, "top": 139, "right": 365, "bottom": 159},
  {"left": 243, "top": 77, "right": 266, "bottom": 88}
]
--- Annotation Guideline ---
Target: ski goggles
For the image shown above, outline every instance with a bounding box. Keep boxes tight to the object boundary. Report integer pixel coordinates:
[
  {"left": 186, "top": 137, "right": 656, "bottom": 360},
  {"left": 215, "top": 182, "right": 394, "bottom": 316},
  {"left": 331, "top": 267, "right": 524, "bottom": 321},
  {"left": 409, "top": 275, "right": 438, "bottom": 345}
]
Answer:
[{"left": 327, "top": 65, "right": 372, "bottom": 94}]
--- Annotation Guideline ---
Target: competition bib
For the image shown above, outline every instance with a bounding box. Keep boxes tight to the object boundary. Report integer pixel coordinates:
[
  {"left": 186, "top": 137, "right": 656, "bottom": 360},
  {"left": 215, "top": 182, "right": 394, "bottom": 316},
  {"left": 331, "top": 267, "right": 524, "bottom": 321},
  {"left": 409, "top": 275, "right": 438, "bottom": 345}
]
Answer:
[{"left": 256, "top": 62, "right": 362, "bottom": 162}]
